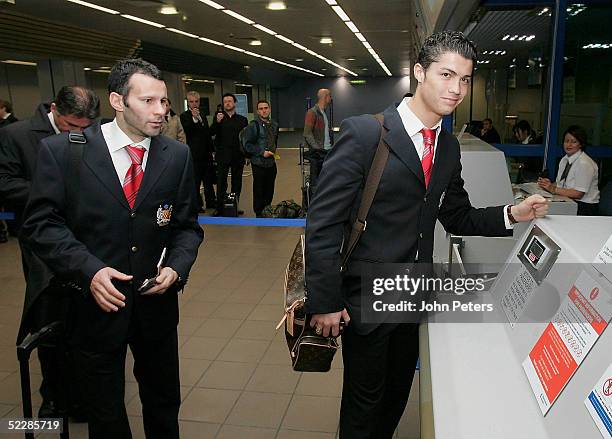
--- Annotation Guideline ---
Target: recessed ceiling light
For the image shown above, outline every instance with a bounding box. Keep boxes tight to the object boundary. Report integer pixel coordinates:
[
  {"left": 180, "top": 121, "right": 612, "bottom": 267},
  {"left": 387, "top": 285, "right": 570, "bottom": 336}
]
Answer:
[
  {"left": 320, "top": 37, "right": 333, "bottom": 44},
  {"left": 249, "top": 39, "right": 262, "bottom": 46},
  {"left": 266, "top": 1, "right": 286, "bottom": 10},
  {"left": 321, "top": 68, "right": 327, "bottom": 71},
  {"left": 346, "top": 57, "right": 356, "bottom": 61},
  {"left": 296, "top": 58, "right": 304, "bottom": 62},
  {"left": 83, "top": 67, "right": 91, "bottom": 71},
  {"left": 361, "top": 67, "right": 368, "bottom": 71},
  {"left": 331, "top": 5, "right": 350, "bottom": 22},
  {"left": 159, "top": 5, "right": 179, "bottom": 15}
]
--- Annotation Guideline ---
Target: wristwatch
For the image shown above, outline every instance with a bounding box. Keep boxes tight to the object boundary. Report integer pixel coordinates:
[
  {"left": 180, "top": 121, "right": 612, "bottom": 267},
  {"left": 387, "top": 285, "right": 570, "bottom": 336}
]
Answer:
[{"left": 506, "top": 205, "right": 518, "bottom": 225}]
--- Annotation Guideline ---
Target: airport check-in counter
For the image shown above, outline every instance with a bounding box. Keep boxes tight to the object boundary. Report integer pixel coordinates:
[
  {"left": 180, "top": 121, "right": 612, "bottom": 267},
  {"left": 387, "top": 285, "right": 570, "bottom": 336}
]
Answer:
[
  {"left": 433, "top": 134, "right": 515, "bottom": 271},
  {"left": 433, "top": 134, "right": 577, "bottom": 273},
  {"left": 420, "top": 216, "right": 612, "bottom": 438}
]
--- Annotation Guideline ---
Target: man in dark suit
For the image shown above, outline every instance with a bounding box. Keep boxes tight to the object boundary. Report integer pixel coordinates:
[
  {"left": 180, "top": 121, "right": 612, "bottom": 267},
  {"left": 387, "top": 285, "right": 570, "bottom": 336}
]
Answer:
[
  {"left": 180, "top": 91, "right": 216, "bottom": 211},
  {"left": 210, "top": 92, "right": 248, "bottom": 214},
  {"left": 305, "top": 31, "right": 548, "bottom": 439},
  {"left": 21, "top": 59, "right": 203, "bottom": 439},
  {"left": 480, "top": 117, "right": 501, "bottom": 144},
  {"left": 0, "top": 99, "right": 18, "bottom": 128},
  {"left": 1, "top": 86, "right": 99, "bottom": 417},
  {"left": 0, "top": 98, "right": 19, "bottom": 243}
]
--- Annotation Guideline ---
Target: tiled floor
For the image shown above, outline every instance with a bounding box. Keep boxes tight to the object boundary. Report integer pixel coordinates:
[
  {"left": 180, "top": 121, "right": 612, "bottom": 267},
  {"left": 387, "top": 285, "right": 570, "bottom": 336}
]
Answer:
[{"left": 0, "top": 148, "right": 420, "bottom": 438}]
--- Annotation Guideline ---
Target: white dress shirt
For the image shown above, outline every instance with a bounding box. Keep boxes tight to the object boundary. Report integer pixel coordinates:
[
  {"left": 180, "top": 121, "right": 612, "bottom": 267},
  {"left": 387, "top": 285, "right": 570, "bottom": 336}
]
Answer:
[
  {"left": 397, "top": 97, "right": 442, "bottom": 162},
  {"left": 396, "top": 98, "right": 513, "bottom": 229},
  {"left": 556, "top": 150, "right": 600, "bottom": 204},
  {"left": 47, "top": 112, "right": 60, "bottom": 135},
  {"left": 101, "top": 119, "right": 151, "bottom": 185}
]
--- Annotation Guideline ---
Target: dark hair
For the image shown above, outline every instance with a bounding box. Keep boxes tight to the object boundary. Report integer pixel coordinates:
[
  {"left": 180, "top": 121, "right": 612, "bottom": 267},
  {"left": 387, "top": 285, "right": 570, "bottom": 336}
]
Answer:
[
  {"left": 416, "top": 31, "right": 477, "bottom": 70},
  {"left": 54, "top": 86, "right": 100, "bottom": 119},
  {"left": 222, "top": 93, "right": 237, "bottom": 103},
  {"left": 483, "top": 117, "right": 492, "bottom": 124},
  {"left": 108, "top": 58, "right": 162, "bottom": 105},
  {"left": 563, "top": 125, "right": 588, "bottom": 151},
  {"left": 0, "top": 99, "right": 13, "bottom": 113},
  {"left": 516, "top": 120, "right": 531, "bottom": 132},
  {"left": 256, "top": 99, "right": 270, "bottom": 107}
]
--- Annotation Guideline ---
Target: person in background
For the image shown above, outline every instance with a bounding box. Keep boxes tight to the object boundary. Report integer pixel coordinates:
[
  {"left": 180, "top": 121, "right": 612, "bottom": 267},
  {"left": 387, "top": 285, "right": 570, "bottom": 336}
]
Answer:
[
  {"left": 0, "top": 99, "right": 19, "bottom": 242},
  {"left": 0, "top": 99, "right": 18, "bottom": 128},
  {"left": 180, "top": 91, "right": 216, "bottom": 212},
  {"left": 0, "top": 86, "right": 99, "bottom": 418},
  {"left": 480, "top": 117, "right": 500, "bottom": 144},
  {"left": 303, "top": 88, "right": 333, "bottom": 194},
  {"left": 243, "top": 99, "right": 279, "bottom": 217},
  {"left": 160, "top": 98, "right": 186, "bottom": 144},
  {"left": 210, "top": 92, "right": 248, "bottom": 215},
  {"left": 538, "top": 125, "right": 600, "bottom": 215}
]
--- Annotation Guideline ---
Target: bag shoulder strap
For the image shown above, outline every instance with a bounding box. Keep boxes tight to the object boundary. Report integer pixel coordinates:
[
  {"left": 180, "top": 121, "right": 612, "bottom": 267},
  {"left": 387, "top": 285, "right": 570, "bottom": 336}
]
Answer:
[
  {"left": 66, "top": 131, "right": 86, "bottom": 216},
  {"left": 340, "top": 113, "right": 389, "bottom": 271}
]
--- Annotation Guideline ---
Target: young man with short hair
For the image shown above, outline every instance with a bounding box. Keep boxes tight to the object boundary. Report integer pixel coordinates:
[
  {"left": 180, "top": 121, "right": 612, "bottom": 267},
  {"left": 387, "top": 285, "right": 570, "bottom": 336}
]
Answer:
[
  {"left": 305, "top": 31, "right": 548, "bottom": 438},
  {"left": 243, "top": 99, "right": 279, "bottom": 217},
  {"left": 210, "top": 92, "right": 248, "bottom": 214}
]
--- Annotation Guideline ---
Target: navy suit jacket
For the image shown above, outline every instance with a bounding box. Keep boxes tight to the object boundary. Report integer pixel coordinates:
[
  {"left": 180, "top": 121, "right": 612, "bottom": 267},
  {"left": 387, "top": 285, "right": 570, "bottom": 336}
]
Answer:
[
  {"left": 20, "top": 122, "right": 203, "bottom": 349},
  {"left": 304, "top": 103, "right": 511, "bottom": 334}
]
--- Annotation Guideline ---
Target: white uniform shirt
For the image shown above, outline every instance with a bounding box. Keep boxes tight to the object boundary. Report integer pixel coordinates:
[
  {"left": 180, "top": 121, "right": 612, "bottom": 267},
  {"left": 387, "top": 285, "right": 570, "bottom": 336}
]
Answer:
[{"left": 556, "top": 150, "right": 600, "bottom": 204}]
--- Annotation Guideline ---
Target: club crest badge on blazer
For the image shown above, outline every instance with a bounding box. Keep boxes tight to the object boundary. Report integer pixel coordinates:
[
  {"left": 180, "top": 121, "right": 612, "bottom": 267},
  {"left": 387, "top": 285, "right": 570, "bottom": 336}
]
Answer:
[{"left": 156, "top": 204, "right": 173, "bottom": 226}]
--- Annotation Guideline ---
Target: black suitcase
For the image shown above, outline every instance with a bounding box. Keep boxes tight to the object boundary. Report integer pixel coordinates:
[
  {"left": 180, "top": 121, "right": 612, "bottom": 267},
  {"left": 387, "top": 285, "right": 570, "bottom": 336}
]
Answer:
[
  {"left": 17, "top": 321, "right": 70, "bottom": 438},
  {"left": 222, "top": 193, "right": 238, "bottom": 217}
]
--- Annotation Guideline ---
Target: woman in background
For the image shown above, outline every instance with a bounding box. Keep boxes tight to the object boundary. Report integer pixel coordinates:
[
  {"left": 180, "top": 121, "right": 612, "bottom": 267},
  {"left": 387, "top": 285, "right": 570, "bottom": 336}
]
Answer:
[{"left": 538, "top": 125, "right": 600, "bottom": 215}]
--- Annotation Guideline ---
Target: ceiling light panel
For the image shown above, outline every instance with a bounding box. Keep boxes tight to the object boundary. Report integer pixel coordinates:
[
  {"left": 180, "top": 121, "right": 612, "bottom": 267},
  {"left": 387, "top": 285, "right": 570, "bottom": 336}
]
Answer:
[
  {"left": 323, "top": 0, "right": 391, "bottom": 76},
  {"left": 194, "top": 0, "right": 356, "bottom": 76},
  {"left": 64, "top": 0, "right": 323, "bottom": 77},
  {"left": 66, "top": 0, "right": 119, "bottom": 14}
]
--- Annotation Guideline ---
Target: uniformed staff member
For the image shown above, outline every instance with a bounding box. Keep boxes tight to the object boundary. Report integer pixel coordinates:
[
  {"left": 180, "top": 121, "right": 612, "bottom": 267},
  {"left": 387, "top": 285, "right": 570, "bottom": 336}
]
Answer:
[{"left": 20, "top": 59, "right": 203, "bottom": 439}]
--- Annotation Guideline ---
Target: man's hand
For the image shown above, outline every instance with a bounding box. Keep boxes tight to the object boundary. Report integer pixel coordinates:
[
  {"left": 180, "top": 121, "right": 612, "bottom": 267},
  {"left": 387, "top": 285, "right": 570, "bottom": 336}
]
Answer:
[
  {"left": 216, "top": 112, "right": 224, "bottom": 123},
  {"left": 190, "top": 107, "right": 200, "bottom": 117},
  {"left": 511, "top": 194, "right": 549, "bottom": 222},
  {"left": 263, "top": 151, "right": 274, "bottom": 158},
  {"left": 310, "top": 309, "right": 350, "bottom": 337},
  {"left": 141, "top": 267, "right": 179, "bottom": 296},
  {"left": 90, "top": 267, "right": 132, "bottom": 312}
]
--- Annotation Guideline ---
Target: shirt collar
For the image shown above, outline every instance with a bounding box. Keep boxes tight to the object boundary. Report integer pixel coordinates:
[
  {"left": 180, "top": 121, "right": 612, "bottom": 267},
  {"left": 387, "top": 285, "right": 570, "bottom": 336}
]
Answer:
[
  {"left": 566, "top": 150, "right": 583, "bottom": 165},
  {"left": 2, "top": 113, "right": 10, "bottom": 120},
  {"left": 106, "top": 118, "right": 151, "bottom": 152},
  {"left": 47, "top": 112, "right": 61, "bottom": 135},
  {"left": 396, "top": 97, "right": 442, "bottom": 137}
]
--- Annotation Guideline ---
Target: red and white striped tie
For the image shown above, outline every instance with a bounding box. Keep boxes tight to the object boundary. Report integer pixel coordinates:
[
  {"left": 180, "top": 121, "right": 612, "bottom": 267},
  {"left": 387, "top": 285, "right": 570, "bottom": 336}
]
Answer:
[
  {"left": 123, "top": 145, "right": 145, "bottom": 208},
  {"left": 420, "top": 128, "right": 436, "bottom": 188}
]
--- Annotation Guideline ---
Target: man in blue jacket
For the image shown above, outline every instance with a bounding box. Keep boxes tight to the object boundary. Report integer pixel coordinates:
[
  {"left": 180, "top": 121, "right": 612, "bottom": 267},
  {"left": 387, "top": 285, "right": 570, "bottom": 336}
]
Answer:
[{"left": 243, "top": 99, "right": 279, "bottom": 217}]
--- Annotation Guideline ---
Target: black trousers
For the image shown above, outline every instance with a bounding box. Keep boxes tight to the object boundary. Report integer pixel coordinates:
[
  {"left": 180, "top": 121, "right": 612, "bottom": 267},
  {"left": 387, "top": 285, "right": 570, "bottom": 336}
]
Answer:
[
  {"left": 308, "top": 150, "right": 328, "bottom": 197},
  {"left": 193, "top": 160, "right": 216, "bottom": 209},
  {"left": 339, "top": 323, "right": 420, "bottom": 439},
  {"left": 576, "top": 200, "right": 599, "bottom": 216},
  {"left": 252, "top": 163, "right": 277, "bottom": 215},
  {"left": 217, "top": 160, "right": 244, "bottom": 202},
  {"left": 73, "top": 329, "right": 180, "bottom": 439}
]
